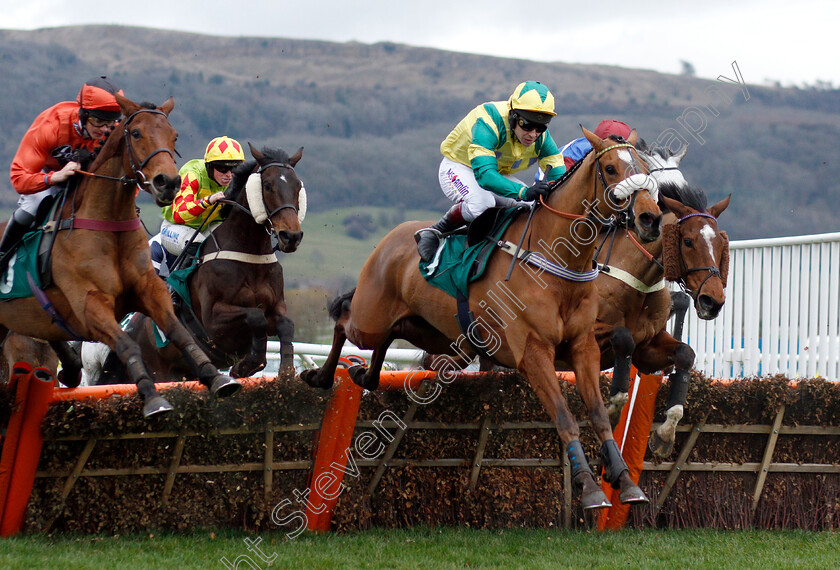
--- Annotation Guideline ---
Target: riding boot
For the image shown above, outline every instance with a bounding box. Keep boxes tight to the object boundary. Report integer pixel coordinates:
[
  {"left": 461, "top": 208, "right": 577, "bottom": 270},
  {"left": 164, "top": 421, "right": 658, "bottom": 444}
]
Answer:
[
  {"left": 0, "top": 209, "right": 36, "bottom": 273},
  {"left": 414, "top": 203, "right": 466, "bottom": 262}
]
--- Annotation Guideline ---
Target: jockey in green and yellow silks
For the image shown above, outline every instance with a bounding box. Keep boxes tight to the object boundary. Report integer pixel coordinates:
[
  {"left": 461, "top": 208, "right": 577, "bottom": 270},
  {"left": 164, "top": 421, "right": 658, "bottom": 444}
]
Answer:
[{"left": 416, "top": 81, "right": 567, "bottom": 262}]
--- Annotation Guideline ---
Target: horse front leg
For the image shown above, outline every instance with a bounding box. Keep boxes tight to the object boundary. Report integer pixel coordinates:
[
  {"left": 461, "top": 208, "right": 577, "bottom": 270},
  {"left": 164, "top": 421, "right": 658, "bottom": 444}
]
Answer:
[
  {"left": 603, "top": 325, "right": 635, "bottom": 426},
  {"left": 634, "top": 329, "right": 695, "bottom": 457},
  {"left": 568, "top": 331, "right": 648, "bottom": 506},
  {"left": 205, "top": 304, "right": 269, "bottom": 379},
  {"left": 82, "top": 291, "right": 174, "bottom": 418},
  {"left": 299, "top": 316, "right": 346, "bottom": 390},
  {"left": 519, "top": 333, "right": 611, "bottom": 510},
  {"left": 137, "top": 276, "right": 241, "bottom": 398},
  {"left": 348, "top": 333, "right": 394, "bottom": 391},
  {"left": 275, "top": 315, "right": 295, "bottom": 374}
]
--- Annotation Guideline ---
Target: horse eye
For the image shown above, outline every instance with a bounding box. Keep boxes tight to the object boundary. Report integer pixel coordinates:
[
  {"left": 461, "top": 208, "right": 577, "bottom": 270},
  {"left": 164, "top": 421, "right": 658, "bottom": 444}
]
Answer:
[
  {"left": 683, "top": 238, "right": 694, "bottom": 247},
  {"left": 605, "top": 165, "right": 617, "bottom": 175},
  {"left": 131, "top": 129, "right": 141, "bottom": 139}
]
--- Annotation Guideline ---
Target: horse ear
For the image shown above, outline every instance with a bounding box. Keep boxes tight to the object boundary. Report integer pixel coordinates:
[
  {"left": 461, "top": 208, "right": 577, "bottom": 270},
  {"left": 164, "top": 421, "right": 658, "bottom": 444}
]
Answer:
[
  {"left": 708, "top": 194, "right": 731, "bottom": 218},
  {"left": 627, "top": 129, "right": 638, "bottom": 146},
  {"left": 158, "top": 97, "right": 175, "bottom": 116},
  {"left": 582, "top": 126, "right": 601, "bottom": 149},
  {"left": 674, "top": 144, "right": 688, "bottom": 165},
  {"left": 289, "top": 146, "right": 304, "bottom": 167},
  {"left": 661, "top": 195, "right": 690, "bottom": 218},
  {"left": 115, "top": 93, "right": 139, "bottom": 118},
  {"left": 248, "top": 142, "right": 264, "bottom": 161}
]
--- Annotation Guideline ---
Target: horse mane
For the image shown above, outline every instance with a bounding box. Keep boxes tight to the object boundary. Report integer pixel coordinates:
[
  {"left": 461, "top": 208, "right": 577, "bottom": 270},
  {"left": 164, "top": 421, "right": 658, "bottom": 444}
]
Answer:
[{"left": 659, "top": 181, "right": 708, "bottom": 213}]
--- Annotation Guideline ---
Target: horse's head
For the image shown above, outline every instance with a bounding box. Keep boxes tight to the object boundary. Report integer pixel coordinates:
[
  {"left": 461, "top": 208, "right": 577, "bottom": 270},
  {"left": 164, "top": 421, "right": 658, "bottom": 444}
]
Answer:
[
  {"left": 637, "top": 140, "right": 689, "bottom": 188},
  {"left": 114, "top": 94, "right": 180, "bottom": 206},
  {"left": 660, "top": 187, "right": 731, "bottom": 320},
  {"left": 583, "top": 127, "right": 662, "bottom": 242},
  {"left": 245, "top": 143, "right": 305, "bottom": 253}
]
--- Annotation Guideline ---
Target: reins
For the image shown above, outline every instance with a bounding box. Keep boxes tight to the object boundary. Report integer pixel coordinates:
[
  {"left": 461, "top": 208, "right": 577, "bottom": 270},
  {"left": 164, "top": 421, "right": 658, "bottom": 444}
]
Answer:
[{"left": 503, "top": 141, "right": 643, "bottom": 281}]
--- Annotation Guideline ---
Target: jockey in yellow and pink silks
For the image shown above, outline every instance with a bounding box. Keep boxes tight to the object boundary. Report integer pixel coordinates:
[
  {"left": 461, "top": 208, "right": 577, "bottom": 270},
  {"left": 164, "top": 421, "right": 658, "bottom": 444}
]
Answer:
[
  {"left": 415, "top": 81, "right": 567, "bottom": 261},
  {"left": 154, "top": 136, "right": 245, "bottom": 273}
]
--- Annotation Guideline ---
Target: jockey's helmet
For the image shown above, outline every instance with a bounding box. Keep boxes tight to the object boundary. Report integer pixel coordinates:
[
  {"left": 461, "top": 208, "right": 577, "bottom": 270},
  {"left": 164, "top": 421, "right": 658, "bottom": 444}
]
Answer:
[
  {"left": 204, "top": 136, "right": 245, "bottom": 173},
  {"left": 508, "top": 81, "right": 556, "bottom": 129},
  {"left": 594, "top": 120, "right": 632, "bottom": 140},
  {"left": 77, "top": 76, "right": 123, "bottom": 123}
]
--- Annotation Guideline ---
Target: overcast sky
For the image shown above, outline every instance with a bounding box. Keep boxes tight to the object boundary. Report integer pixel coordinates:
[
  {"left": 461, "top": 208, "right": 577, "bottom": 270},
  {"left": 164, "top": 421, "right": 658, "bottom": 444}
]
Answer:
[{"left": 1, "top": 0, "right": 837, "bottom": 88}]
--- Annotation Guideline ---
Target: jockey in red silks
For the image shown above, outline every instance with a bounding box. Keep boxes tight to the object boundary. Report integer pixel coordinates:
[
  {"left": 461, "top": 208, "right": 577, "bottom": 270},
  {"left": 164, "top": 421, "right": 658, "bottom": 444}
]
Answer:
[
  {"left": 2, "top": 75, "right": 123, "bottom": 267},
  {"left": 559, "top": 119, "right": 633, "bottom": 169},
  {"left": 415, "top": 81, "right": 567, "bottom": 262}
]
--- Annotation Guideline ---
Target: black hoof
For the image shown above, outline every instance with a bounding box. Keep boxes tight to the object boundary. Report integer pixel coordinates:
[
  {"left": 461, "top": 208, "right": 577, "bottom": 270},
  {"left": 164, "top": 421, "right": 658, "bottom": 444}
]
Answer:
[
  {"left": 144, "top": 396, "right": 175, "bottom": 418},
  {"left": 349, "top": 365, "right": 379, "bottom": 390},
  {"left": 300, "top": 368, "right": 334, "bottom": 390},
  {"left": 210, "top": 375, "right": 242, "bottom": 398}
]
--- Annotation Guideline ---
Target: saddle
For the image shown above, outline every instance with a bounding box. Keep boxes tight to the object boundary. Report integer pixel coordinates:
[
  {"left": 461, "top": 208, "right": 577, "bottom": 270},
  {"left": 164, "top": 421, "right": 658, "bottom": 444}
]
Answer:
[{"left": 419, "top": 206, "right": 526, "bottom": 364}]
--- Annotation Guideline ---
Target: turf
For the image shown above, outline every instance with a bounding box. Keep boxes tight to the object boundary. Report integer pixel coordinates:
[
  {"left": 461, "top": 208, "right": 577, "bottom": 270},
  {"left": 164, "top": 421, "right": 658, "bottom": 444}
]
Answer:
[{"left": 1, "top": 527, "right": 838, "bottom": 569}]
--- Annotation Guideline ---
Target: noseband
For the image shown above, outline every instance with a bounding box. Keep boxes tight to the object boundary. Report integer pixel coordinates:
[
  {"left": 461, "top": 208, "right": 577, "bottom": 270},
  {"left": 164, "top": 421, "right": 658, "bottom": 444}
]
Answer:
[{"left": 256, "top": 161, "right": 302, "bottom": 221}]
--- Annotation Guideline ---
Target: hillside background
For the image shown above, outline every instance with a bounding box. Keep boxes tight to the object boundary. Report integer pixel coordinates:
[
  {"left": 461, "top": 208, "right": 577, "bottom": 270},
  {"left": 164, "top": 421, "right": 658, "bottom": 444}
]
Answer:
[{"left": 1, "top": 25, "right": 839, "bottom": 299}]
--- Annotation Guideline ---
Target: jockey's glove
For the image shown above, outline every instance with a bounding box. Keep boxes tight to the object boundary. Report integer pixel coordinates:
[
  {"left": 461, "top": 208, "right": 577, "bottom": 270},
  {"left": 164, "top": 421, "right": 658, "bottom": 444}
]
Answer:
[{"left": 523, "top": 179, "right": 551, "bottom": 202}]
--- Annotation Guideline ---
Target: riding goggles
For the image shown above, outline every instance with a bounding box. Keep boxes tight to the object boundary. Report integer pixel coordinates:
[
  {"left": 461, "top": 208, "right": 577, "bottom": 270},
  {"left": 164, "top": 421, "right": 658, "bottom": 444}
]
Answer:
[
  {"left": 516, "top": 117, "right": 547, "bottom": 134},
  {"left": 86, "top": 116, "right": 116, "bottom": 128}
]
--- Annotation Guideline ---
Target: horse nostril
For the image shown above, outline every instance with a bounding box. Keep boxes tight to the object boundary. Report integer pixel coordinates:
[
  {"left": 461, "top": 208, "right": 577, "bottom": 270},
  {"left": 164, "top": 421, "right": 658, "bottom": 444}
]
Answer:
[{"left": 698, "top": 295, "right": 722, "bottom": 315}]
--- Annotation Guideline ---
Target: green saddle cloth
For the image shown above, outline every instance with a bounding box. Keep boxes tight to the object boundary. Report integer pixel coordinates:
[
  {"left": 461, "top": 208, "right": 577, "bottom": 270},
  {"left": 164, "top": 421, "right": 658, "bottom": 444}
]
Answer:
[
  {"left": 419, "top": 208, "right": 519, "bottom": 298},
  {"left": 0, "top": 231, "right": 44, "bottom": 300}
]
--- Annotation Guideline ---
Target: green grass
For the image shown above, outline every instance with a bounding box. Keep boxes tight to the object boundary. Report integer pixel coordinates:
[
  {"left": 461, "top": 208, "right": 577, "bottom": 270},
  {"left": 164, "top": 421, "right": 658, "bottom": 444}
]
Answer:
[
  {"left": 277, "top": 206, "right": 440, "bottom": 286},
  {"left": 1, "top": 527, "right": 838, "bottom": 569}
]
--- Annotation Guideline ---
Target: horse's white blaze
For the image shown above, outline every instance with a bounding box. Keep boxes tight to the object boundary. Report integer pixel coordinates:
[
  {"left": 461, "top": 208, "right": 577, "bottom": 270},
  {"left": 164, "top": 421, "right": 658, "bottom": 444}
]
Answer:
[
  {"left": 700, "top": 224, "right": 716, "bottom": 258},
  {"left": 617, "top": 149, "right": 633, "bottom": 166},
  {"left": 279, "top": 174, "right": 287, "bottom": 183}
]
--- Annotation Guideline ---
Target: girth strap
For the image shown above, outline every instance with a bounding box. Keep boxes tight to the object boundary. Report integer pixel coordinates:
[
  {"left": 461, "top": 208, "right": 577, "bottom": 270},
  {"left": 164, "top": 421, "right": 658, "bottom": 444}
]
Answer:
[{"left": 455, "top": 290, "right": 499, "bottom": 365}]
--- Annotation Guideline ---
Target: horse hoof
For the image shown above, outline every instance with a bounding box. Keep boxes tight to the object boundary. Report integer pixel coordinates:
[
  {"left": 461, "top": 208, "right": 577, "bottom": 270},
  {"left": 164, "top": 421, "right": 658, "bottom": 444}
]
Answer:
[
  {"left": 349, "top": 365, "right": 379, "bottom": 391},
  {"left": 144, "top": 396, "right": 175, "bottom": 418},
  {"left": 581, "top": 488, "right": 612, "bottom": 510},
  {"left": 210, "top": 375, "right": 242, "bottom": 398},
  {"left": 299, "top": 369, "right": 334, "bottom": 390},
  {"left": 619, "top": 484, "right": 650, "bottom": 505},
  {"left": 648, "top": 430, "right": 675, "bottom": 457},
  {"left": 57, "top": 368, "right": 82, "bottom": 389}
]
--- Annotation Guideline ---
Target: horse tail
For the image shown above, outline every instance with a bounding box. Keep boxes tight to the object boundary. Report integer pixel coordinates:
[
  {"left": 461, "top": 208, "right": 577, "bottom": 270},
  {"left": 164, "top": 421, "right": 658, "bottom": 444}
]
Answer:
[{"left": 327, "top": 288, "right": 355, "bottom": 322}]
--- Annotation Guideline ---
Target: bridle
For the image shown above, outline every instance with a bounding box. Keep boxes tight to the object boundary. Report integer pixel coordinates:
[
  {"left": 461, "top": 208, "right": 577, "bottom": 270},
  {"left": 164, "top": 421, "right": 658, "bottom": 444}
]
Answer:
[
  {"left": 672, "top": 212, "right": 723, "bottom": 299},
  {"left": 76, "top": 108, "right": 177, "bottom": 191},
  {"left": 214, "top": 160, "right": 304, "bottom": 250}
]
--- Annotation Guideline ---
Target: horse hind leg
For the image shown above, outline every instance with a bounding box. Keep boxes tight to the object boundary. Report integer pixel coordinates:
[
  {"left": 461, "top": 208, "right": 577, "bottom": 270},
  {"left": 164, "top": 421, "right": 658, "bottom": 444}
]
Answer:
[
  {"left": 649, "top": 342, "right": 695, "bottom": 457},
  {"left": 606, "top": 327, "right": 634, "bottom": 426}
]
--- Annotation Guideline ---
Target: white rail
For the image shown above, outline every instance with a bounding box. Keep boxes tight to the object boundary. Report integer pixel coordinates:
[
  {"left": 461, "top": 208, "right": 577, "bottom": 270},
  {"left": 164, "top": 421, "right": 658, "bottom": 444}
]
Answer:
[{"left": 682, "top": 232, "right": 840, "bottom": 380}]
